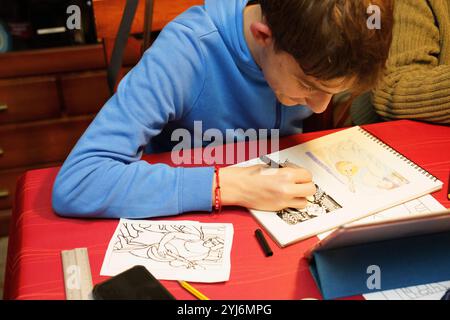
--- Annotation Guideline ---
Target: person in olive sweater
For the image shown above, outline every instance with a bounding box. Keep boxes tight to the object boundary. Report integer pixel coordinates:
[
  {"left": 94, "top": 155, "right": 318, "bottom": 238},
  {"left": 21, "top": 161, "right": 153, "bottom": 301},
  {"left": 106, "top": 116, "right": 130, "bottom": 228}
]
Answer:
[{"left": 344, "top": 0, "right": 449, "bottom": 125}]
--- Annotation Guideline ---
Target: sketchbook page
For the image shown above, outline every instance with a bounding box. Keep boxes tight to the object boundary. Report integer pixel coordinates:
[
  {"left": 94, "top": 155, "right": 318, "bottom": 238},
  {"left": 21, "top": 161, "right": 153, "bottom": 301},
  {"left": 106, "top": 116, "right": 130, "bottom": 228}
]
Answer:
[
  {"left": 241, "top": 126, "right": 443, "bottom": 247},
  {"left": 363, "top": 280, "right": 450, "bottom": 300},
  {"left": 100, "top": 219, "right": 234, "bottom": 283},
  {"left": 317, "top": 194, "right": 446, "bottom": 240}
]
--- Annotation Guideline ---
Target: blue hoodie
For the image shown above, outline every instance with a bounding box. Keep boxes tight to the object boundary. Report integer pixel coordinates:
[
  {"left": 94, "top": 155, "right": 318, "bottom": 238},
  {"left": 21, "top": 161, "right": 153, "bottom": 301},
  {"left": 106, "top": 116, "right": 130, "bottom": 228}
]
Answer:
[{"left": 52, "top": 0, "right": 313, "bottom": 218}]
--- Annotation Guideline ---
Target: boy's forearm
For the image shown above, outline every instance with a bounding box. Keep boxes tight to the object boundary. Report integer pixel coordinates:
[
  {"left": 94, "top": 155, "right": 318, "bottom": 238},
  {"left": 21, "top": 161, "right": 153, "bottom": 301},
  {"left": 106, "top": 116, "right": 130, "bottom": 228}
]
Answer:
[
  {"left": 211, "top": 167, "right": 246, "bottom": 208},
  {"left": 53, "top": 158, "right": 215, "bottom": 218}
]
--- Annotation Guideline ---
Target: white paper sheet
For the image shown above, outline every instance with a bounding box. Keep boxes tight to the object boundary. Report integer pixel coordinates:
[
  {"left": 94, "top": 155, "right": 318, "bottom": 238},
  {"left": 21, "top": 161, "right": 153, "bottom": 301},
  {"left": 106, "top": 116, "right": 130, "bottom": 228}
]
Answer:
[
  {"left": 364, "top": 281, "right": 450, "bottom": 300},
  {"left": 317, "top": 194, "right": 446, "bottom": 240},
  {"left": 100, "top": 219, "right": 234, "bottom": 283}
]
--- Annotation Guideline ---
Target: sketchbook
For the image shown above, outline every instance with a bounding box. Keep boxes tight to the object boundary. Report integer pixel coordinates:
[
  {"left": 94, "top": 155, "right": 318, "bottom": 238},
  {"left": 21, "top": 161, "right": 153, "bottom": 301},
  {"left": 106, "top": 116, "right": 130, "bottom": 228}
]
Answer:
[{"left": 237, "top": 126, "right": 443, "bottom": 247}]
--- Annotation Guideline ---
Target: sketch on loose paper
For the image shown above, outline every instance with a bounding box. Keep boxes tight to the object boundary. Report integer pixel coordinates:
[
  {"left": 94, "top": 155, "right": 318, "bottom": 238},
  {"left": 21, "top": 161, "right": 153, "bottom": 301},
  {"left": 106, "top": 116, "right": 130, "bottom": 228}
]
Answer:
[
  {"left": 101, "top": 219, "right": 234, "bottom": 282},
  {"left": 114, "top": 223, "right": 225, "bottom": 270}
]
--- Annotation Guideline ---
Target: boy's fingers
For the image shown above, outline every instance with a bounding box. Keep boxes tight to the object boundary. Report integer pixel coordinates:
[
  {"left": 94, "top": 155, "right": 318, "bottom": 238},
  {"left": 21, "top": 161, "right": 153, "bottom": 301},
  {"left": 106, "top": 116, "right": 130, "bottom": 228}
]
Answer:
[
  {"left": 287, "top": 198, "right": 308, "bottom": 209},
  {"left": 262, "top": 167, "right": 313, "bottom": 182},
  {"left": 286, "top": 182, "right": 316, "bottom": 197},
  {"left": 290, "top": 168, "right": 313, "bottom": 183}
]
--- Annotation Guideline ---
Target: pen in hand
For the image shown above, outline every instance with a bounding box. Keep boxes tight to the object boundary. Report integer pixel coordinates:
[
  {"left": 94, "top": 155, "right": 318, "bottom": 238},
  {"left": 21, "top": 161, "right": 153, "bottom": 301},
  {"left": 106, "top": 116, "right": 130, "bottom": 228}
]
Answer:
[
  {"left": 259, "top": 154, "right": 316, "bottom": 207},
  {"left": 260, "top": 155, "right": 284, "bottom": 168},
  {"left": 260, "top": 155, "right": 299, "bottom": 169}
]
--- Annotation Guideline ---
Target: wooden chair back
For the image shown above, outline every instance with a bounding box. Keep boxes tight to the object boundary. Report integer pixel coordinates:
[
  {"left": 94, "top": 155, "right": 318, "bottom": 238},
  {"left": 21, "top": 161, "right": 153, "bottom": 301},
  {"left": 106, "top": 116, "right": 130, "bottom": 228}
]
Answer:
[{"left": 92, "top": 0, "right": 203, "bottom": 63}]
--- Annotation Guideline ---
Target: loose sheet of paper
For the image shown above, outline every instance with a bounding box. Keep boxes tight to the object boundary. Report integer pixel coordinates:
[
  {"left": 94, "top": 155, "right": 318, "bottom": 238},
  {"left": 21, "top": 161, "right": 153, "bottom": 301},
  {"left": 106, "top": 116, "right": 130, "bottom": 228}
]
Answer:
[
  {"left": 317, "top": 194, "right": 446, "bottom": 240},
  {"left": 364, "top": 281, "right": 450, "bottom": 300},
  {"left": 101, "top": 219, "right": 234, "bottom": 283}
]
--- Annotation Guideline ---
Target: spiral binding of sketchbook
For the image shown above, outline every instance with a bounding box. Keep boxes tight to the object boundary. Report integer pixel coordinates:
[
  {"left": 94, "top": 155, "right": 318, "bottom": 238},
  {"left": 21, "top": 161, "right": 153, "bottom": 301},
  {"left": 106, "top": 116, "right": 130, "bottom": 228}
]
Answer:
[{"left": 357, "top": 127, "right": 439, "bottom": 182}]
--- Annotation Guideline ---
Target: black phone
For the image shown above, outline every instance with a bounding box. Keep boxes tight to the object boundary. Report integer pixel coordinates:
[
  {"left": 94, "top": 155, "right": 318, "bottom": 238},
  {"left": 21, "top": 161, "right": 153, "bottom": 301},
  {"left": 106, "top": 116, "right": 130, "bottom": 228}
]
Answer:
[{"left": 92, "top": 265, "right": 176, "bottom": 300}]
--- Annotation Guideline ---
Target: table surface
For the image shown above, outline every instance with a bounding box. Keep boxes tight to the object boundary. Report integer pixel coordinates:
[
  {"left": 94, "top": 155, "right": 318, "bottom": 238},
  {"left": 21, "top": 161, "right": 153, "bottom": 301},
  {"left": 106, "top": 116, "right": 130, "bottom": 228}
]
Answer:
[{"left": 4, "top": 120, "right": 450, "bottom": 300}]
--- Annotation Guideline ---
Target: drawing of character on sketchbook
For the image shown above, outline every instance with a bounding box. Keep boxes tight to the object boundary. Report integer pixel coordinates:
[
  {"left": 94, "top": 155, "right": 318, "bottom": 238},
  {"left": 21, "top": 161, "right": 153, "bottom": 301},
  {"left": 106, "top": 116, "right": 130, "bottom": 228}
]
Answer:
[
  {"left": 277, "top": 184, "right": 342, "bottom": 225},
  {"left": 113, "top": 223, "right": 225, "bottom": 270},
  {"left": 306, "top": 139, "right": 409, "bottom": 194}
]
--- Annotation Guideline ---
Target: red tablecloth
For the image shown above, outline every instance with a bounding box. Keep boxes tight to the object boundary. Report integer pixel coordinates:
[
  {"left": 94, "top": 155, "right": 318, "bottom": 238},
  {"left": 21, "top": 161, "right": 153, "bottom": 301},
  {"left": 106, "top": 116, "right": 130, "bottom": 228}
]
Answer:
[{"left": 4, "top": 120, "right": 450, "bottom": 300}]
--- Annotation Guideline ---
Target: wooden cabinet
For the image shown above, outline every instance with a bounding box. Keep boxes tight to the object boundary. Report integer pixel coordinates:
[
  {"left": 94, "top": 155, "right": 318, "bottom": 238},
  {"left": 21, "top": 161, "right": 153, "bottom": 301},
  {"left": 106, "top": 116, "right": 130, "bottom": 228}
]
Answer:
[
  {"left": 0, "top": 44, "right": 138, "bottom": 226},
  {"left": 0, "top": 0, "right": 199, "bottom": 236},
  {"left": 0, "top": 116, "right": 93, "bottom": 170},
  {"left": 0, "top": 117, "right": 93, "bottom": 212},
  {"left": 0, "top": 169, "right": 18, "bottom": 210},
  {"left": 61, "top": 71, "right": 111, "bottom": 116},
  {"left": 0, "top": 162, "right": 60, "bottom": 210},
  {"left": 0, "top": 76, "right": 61, "bottom": 124},
  {"left": 0, "top": 44, "right": 107, "bottom": 78}
]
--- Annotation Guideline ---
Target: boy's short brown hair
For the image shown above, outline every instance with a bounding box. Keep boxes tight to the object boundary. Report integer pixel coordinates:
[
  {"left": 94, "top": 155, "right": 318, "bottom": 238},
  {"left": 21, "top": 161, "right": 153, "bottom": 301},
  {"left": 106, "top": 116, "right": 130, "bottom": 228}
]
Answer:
[{"left": 260, "top": 0, "right": 393, "bottom": 93}]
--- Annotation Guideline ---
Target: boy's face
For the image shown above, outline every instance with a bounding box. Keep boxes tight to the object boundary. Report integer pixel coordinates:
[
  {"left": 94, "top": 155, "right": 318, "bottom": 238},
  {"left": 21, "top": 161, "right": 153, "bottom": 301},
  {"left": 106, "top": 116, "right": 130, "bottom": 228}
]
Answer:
[
  {"left": 244, "top": 5, "right": 355, "bottom": 113},
  {"left": 259, "top": 46, "right": 353, "bottom": 113}
]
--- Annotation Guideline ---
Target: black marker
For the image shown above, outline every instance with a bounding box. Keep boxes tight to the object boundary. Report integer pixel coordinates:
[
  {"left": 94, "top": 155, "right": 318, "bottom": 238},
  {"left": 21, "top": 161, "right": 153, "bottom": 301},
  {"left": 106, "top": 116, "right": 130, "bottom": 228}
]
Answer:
[{"left": 255, "top": 229, "right": 273, "bottom": 257}]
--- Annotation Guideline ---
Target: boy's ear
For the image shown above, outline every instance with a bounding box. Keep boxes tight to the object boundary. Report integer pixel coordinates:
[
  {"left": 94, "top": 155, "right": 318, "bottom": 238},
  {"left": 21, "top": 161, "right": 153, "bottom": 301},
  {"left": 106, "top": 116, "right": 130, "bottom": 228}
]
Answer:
[{"left": 250, "top": 21, "right": 273, "bottom": 48}]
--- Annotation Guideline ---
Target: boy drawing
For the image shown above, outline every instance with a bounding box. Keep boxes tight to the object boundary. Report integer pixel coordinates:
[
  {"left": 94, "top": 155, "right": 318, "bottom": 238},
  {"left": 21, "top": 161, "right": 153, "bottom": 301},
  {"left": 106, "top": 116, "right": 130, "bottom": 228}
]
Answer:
[{"left": 52, "top": 0, "right": 393, "bottom": 218}]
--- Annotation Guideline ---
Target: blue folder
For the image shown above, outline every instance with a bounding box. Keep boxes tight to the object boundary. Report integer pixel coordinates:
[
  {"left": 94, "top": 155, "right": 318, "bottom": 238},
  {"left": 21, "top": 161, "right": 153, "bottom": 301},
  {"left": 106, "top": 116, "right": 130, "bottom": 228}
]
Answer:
[{"left": 307, "top": 211, "right": 450, "bottom": 300}]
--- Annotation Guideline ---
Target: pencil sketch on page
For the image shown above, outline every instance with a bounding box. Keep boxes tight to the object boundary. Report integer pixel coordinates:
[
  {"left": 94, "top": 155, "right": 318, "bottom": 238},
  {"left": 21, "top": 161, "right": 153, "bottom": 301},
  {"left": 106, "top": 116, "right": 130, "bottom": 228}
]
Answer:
[
  {"left": 306, "top": 139, "right": 409, "bottom": 194},
  {"left": 100, "top": 219, "right": 234, "bottom": 282}
]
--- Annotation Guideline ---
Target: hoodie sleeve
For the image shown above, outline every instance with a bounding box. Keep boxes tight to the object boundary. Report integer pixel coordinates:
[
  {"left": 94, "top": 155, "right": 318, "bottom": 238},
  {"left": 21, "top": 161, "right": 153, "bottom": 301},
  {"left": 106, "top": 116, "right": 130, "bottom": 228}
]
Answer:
[{"left": 52, "top": 21, "right": 214, "bottom": 218}]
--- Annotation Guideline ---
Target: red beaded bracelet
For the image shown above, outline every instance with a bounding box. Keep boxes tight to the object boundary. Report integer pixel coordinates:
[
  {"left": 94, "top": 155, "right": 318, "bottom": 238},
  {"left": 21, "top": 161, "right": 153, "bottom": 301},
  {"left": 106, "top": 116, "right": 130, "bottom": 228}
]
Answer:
[{"left": 214, "top": 165, "right": 222, "bottom": 214}]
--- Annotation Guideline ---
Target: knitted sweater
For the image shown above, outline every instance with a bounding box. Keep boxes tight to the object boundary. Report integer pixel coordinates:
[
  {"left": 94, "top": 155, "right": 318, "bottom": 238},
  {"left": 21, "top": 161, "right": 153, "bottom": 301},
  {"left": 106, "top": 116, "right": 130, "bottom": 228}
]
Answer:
[{"left": 372, "top": 0, "right": 450, "bottom": 124}]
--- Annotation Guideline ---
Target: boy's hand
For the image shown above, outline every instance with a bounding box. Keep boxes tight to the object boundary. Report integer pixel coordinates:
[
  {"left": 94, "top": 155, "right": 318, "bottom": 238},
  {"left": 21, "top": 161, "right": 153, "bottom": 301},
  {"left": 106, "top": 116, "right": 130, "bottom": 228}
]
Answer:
[{"left": 214, "top": 165, "right": 316, "bottom": 211}]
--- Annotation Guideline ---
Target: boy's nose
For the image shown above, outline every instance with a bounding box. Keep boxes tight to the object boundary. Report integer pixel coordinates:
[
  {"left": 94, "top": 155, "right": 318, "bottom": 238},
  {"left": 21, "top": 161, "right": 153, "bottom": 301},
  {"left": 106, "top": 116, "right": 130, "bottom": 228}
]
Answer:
[{"left": 308, "top": 93, "right": 333, "bottom": 113}]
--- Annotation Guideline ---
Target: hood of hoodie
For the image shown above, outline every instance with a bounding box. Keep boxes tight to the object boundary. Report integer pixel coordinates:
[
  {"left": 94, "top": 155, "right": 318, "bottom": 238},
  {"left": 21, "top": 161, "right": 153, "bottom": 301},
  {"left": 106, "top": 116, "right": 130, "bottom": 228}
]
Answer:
[
  {"left": 202, "top": 0, "right": 314, "bottom": 127},
  {"left": 204, "top": 0, "right": 262, "bottom": 76}
]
